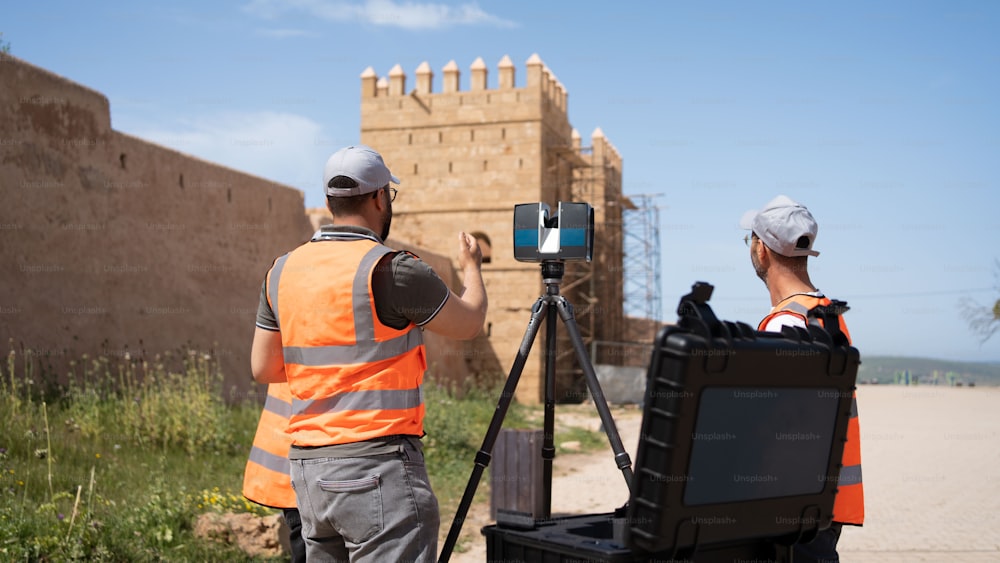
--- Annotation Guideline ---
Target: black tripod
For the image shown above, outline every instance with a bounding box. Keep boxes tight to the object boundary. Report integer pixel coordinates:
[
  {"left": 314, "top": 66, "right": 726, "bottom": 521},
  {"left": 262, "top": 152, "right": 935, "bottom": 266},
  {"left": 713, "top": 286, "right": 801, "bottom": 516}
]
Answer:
[{"left": 438, "top": 260, "right": 635, "bottom": 563}]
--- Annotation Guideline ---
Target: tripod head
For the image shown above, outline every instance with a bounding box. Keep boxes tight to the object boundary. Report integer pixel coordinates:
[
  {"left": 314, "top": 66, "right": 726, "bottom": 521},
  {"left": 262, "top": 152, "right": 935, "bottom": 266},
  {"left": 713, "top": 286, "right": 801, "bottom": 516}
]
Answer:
[{"left": 540, "top": 260, "right": 565, "bottom": 294}]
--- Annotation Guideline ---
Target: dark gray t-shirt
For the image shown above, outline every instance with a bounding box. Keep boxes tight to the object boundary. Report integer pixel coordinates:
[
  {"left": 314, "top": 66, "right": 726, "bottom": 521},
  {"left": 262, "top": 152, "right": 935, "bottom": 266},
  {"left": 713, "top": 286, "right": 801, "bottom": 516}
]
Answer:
[{"left": 255, "top": 226, "right": 450, "bottom": 332}]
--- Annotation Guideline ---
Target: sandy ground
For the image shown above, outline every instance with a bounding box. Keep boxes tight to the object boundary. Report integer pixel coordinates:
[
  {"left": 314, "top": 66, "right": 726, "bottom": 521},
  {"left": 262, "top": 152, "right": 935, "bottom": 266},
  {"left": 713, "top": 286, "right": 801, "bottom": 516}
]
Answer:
[{"left": 442, "top": 385, "right": 1000, "bottom": 562}]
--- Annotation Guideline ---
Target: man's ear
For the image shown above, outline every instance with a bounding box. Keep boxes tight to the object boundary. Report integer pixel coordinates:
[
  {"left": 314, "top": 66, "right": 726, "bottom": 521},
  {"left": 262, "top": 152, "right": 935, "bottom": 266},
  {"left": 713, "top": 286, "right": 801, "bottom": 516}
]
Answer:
[
  {"left": 371, "top": 188, "right": 387, "bottom": 212},
  {"left": 755, "top": 239, "right": 770, "bottom": 267}
]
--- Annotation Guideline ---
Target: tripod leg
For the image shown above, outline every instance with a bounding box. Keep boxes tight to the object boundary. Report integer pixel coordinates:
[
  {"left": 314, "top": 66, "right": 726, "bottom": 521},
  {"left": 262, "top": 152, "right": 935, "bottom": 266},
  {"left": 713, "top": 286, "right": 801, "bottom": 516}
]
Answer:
[
  {"left": 541, "top": 299, "right": 558, "bottom": 519},
  {"left": 554, "top": 297, "right": 635, "bottom": 491},
  {"left": 438, "top": 298, "right": 548, "bottom": 563}
]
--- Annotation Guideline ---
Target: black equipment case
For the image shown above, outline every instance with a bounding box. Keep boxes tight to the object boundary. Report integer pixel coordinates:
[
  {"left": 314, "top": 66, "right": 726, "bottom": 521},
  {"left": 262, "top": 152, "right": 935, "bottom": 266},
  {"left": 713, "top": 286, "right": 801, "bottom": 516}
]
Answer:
[{"left": 482, "top": 283, "right": 860, "bottom": 562}]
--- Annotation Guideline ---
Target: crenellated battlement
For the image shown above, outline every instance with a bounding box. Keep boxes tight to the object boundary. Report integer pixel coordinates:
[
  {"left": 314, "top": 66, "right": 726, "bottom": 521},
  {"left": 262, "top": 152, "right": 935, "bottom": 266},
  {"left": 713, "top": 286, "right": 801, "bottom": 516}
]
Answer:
[
  {"left": 360, "top": 53, "right": 568, "bottom": 114},
  {"left": 574, "top": 127, "right": 623, "bottom": 170}
]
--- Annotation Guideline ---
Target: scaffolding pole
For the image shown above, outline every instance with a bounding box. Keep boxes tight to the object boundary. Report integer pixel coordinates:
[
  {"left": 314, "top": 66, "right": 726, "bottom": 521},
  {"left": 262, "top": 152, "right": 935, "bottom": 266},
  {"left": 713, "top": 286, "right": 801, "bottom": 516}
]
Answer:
[{"left": 623, "top": 194, "right": 663, "bottom": 322}]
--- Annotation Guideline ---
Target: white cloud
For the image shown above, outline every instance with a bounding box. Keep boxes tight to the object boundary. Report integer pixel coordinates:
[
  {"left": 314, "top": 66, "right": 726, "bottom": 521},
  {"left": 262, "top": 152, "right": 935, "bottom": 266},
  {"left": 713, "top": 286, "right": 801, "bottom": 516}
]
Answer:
[
  {"left": 243, "top": 0, "right": 516, "bottom": 30},
  {"left": 119, "top": 111, "right": 333, "bottom": 196}
]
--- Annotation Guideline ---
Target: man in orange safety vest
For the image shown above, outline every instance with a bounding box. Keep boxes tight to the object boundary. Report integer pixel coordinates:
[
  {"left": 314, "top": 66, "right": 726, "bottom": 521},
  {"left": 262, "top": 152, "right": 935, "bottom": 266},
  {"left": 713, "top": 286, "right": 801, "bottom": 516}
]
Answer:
[
  {"left": 741, "top": 195, "right": 864, "bottom": 563},
  {"left": 251, "top": 145, "right": 488, "bottom": 562}
]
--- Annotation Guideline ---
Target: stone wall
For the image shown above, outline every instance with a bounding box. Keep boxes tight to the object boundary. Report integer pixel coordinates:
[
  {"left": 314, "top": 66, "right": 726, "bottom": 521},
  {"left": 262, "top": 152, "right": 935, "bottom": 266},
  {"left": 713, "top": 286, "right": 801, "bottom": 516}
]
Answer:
[{"left": 0, "top": 55, "right": 314, "bottom": 398}]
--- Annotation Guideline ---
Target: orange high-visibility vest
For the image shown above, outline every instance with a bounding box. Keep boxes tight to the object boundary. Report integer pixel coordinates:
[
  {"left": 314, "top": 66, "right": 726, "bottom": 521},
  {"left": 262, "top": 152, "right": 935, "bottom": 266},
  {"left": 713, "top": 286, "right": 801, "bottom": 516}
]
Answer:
[
  {"left": 266, "top": 233, "right": 427, "bottom": 447},
  {"left": 759, "top": 294, "right": 865, "bottom": 526},
  {"left": 242, "top": 383, "right": 295, "bottom": 509}
]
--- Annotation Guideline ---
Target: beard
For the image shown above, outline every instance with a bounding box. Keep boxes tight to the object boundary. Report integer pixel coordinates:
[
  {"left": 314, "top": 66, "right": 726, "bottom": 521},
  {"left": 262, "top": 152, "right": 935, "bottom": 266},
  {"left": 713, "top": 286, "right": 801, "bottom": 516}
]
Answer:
[
  {"left": 751, "top": 248, "right": 768, "bottom": 285},
  {"left": 379, "top": 201, "right": 392, "bottom": 241}
]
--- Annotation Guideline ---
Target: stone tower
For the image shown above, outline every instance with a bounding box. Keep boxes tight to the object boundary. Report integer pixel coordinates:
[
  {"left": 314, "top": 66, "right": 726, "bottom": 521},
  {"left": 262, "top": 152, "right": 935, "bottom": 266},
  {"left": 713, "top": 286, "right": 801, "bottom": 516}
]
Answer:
[{"left": 359, "top": 54, "right": 625, "bottom": 403}]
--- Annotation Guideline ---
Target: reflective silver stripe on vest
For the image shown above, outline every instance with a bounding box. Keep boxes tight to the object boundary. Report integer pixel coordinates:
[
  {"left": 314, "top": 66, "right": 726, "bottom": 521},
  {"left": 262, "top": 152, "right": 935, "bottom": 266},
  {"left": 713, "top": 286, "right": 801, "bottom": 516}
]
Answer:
[
  {"left": 849, "top": 396, "right": 858, "bottom": 419},
  {"left": 293, "top": 386, "right": 424, "bottom": 416},
  {"left": 264, "top": 389, "right": 292, "bottom": 418},
  {"left": 779, "top": 301, "right": 811, "bottom": 316},
  {"left": 284, "top": 329, "right": 423, "bottom": 366},
  {"left": 248, "top": 445, "right": 290, "bottom": 476},
  {"left": 838, "top": 463, "right": 863, "bottom": 487},
  {"left": 779, "top": 299, "right": 825, "bottom": 327},
  {"left": 781, "top": 300, "right": 824, "bottom": 326},
  {"left": 353, "top": 245, "right": 393, "bottom": 341},
  {"left": 267, "top": 254, "right": 290, "bottom": 330}
]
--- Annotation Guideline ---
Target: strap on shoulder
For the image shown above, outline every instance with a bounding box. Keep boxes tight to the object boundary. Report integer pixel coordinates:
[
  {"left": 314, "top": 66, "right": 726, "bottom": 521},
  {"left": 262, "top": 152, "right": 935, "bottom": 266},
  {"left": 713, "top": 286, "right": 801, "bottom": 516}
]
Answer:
[{"left": 808, "top": 299, "right": 850, "bottom": 347}]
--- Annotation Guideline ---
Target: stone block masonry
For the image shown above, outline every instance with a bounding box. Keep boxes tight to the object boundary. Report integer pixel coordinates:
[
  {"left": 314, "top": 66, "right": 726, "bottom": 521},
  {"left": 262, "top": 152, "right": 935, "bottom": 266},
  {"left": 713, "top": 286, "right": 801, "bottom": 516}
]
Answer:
[{"left": 359, "top": 54, "right": 627, "bottom": 403}]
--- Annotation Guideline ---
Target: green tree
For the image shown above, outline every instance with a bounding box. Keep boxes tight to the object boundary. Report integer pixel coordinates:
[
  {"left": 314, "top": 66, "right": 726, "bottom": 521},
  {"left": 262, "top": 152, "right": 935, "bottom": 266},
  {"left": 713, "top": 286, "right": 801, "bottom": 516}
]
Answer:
[
  {"left": 0, "top": 32, "right": 10, "bottom": 54},
  {"left": 960, "top": 259, "right": 1000, "bottom": 344}
]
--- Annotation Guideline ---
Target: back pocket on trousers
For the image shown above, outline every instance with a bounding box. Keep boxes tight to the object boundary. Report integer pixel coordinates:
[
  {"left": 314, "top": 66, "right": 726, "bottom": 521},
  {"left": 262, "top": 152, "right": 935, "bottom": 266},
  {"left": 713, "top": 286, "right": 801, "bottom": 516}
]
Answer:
[{"left": 317, "top": 475, "right": 383, "bottom": 543}]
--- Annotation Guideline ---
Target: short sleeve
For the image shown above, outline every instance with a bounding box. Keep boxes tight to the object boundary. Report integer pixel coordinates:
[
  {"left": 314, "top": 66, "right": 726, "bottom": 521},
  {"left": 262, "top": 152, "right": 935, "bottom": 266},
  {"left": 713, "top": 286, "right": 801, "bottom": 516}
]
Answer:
[
  {"left": 255, "top": 280, "right": 279, "bottom": 331},
  {"left": 371, "top": 252, "right": 450, "bottom": 329}
]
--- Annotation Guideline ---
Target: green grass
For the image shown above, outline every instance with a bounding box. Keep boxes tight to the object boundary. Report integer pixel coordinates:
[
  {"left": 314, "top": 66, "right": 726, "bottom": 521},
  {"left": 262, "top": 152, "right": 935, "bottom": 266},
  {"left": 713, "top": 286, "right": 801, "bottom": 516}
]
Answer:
[
  {"left": 1, "top": 343, "right": 269, "bottom": 561},
  {"left": 423, "top": 383, "right": 532, "bottom": 509},
  {"left": 0, "top": 341, "right": 570, "bottom": 561}
]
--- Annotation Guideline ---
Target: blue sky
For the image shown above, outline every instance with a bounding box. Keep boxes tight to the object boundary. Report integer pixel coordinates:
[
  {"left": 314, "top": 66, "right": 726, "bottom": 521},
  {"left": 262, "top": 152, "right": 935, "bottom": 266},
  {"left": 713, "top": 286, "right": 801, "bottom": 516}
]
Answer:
[{"left": 6, "top": 1, "right": 999, "bottom": 362}]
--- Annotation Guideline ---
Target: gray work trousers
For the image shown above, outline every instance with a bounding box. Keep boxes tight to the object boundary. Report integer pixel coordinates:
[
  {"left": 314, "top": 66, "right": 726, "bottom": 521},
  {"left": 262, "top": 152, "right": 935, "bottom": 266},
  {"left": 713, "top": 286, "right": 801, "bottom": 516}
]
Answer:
[{"left": 291, "top": 436, "right": 440, "bottom": 563}]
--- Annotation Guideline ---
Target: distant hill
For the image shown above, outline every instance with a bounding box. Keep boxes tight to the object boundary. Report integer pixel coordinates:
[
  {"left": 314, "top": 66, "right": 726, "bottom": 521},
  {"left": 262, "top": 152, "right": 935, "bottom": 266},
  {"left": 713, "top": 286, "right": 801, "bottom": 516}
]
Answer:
[{"left": 857, "top": 356, "right": 1000, "bottom": 387}]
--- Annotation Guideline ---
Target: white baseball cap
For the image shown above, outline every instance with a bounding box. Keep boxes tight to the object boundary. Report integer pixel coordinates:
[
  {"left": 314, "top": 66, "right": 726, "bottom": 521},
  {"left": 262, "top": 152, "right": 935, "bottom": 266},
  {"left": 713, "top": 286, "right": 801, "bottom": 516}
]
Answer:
[
  {"left": 739, "top": 195, "right": 820, "bottom": 257},
  {"left": 323, "top": 145, "right": 400, "bottom": 197}
]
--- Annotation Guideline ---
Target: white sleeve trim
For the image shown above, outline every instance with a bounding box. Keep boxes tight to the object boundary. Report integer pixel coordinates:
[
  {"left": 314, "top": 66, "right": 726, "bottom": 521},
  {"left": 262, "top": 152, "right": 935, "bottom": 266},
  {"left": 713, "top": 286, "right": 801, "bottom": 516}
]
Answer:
[{"left": 416, "top": 293, "right": 449, "bottom": 326}]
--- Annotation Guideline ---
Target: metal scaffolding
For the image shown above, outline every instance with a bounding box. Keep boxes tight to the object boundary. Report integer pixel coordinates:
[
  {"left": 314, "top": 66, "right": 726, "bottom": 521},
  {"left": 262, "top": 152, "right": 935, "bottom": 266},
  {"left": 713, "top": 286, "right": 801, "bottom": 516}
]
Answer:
[{"left": 623, "top": 193, "right": 663, "bottom": 322}]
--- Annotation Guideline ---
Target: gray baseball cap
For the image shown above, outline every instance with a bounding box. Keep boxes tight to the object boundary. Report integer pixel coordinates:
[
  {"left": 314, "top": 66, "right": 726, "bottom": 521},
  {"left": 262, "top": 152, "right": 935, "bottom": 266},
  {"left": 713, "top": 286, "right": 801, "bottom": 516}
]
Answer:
[
  {"left": 739, "top": 195, "right": 820, "bottom": 257},
  {"left": 323, "top": 145, "right": 400, "bottom": 197}
]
